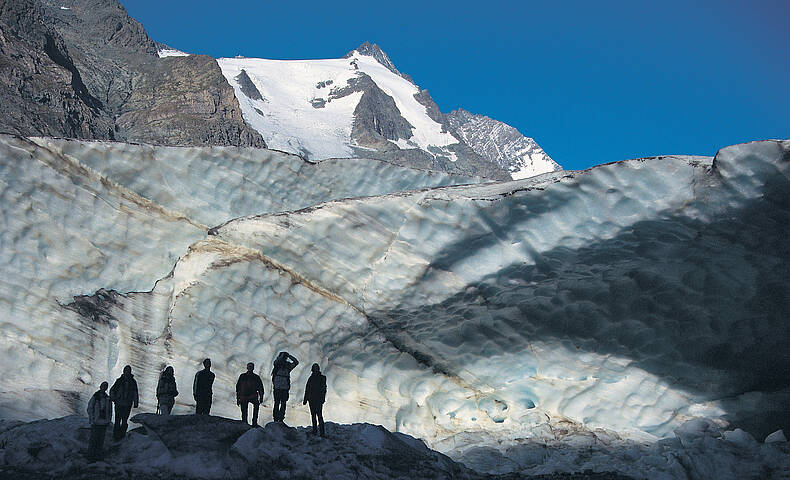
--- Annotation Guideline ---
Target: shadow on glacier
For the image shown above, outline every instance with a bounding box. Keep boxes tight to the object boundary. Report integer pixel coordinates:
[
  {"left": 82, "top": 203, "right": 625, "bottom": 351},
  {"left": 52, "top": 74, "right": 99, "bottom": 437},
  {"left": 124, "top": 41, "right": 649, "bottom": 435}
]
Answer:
[{"left": 367, "top": 172, "right": 790, "bottom": 439}]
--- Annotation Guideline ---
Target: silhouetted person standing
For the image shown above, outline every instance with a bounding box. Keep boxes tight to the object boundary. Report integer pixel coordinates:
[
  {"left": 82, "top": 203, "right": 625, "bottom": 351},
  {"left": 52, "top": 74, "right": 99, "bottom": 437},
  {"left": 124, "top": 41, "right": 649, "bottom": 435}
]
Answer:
[
  {"left": 271, "top": 352, "right": 298, "bottom": 422},
  {"left": 86, "top": 381, "right": 111, "bottom": 461},
  {"left": 193, "top": 358, "right": 215, "bottom": 415},
  {"left": 236, "top": 362, "right": 264, "bottom": 426},
  {"left": 109, "top": 365, "right": 139, "bottom": 440},
  {"left": 303, "top": 363, "right": 327, "bottom": 436},
  {"left": 156, "top": 366, "right": 178, "bottom": 415}
]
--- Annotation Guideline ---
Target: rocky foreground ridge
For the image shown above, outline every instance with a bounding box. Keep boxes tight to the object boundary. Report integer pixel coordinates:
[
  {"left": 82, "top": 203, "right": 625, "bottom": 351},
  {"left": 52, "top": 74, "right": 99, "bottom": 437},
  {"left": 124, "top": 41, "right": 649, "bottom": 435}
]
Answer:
[
  {"left": 1, "top": 415, "right": 788, "bottom": 479},
  {"left": 0, "top": 414, "right": 640, "bottom": 480}
]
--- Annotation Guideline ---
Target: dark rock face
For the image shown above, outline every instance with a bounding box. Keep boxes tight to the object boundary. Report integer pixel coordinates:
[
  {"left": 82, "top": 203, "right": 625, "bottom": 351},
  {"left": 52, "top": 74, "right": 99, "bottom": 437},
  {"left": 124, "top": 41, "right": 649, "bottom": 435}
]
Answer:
[
  {"left": 234, "top": 69, "right": 263, "bottom": 101},
  {"left": 350, "top": 74, "right": 414, "bottom": 145},
  {"left": 413, "top": 88, "right": 445, "bottom": 125},
  {"left": 117, "top": 55, "right": 265, "bottom": 147},
  {"left": 339, "top": 44, "right": 512, "bottom": 180},
  {"left": 131, "top": 413, "right": 253, "bottom": 454},
  {"left": 40, "top": 0, "right": 158, "bottom": 114},
  {"left": 356, "top": 143, "right": 512, "bottom": 181},
  {"left": 335, "top": 45, "right": 513, "bottom": 180},
  {"left": 63, "top": 288, "right": 123, "bottom": 325},
  {"left": 314, "top": 72, "right": 415, "bottom": 150},
  {"left": 0, "top": 0, "right": 264, "bottom": 147},
  {"left": 0, "top": 0, "right": 115, "bottom": 139}
]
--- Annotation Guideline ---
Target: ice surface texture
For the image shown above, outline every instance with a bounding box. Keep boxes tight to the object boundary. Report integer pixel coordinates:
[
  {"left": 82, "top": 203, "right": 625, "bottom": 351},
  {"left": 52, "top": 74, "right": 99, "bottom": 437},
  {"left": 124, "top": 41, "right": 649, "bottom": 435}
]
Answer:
[
  {"left": 0, "top": 134, "right": 788, "bottom": 476},
  {"left": 0, "top": 134, "right": 476, "bottom": 421},
  {"left": 27, "top": 137, "right": 480, "bottom": 227}
]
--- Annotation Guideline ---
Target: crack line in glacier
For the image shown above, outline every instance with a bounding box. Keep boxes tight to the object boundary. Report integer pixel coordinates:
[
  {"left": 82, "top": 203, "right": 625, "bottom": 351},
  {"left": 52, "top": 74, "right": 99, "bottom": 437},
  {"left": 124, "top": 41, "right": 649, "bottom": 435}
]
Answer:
[
  {"left": 358, "top": 191, "right": 428, "bottom": 312},
  {"left": 25, "top": 136, "right": 209, "bottom": 230},
  {"left": 108, "top": 235, "right": 490, "bottom": 399}
]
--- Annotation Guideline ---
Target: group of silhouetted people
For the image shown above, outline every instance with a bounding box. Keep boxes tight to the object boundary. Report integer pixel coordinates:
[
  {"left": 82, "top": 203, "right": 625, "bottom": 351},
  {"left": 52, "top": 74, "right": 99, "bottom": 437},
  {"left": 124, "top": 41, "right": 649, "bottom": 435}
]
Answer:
[{"left": 86, "top": 352, "right": 327, "bottom": 462}]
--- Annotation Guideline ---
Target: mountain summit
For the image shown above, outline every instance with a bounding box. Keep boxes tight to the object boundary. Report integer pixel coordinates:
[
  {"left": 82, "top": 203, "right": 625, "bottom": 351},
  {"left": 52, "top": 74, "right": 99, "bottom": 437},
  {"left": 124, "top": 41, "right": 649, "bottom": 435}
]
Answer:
[
  {"left": 219, "top": 43, "right": 559, "bottom": 179},
  {"left": 344, "top": 41, "right": 414, "bottom": 83}
]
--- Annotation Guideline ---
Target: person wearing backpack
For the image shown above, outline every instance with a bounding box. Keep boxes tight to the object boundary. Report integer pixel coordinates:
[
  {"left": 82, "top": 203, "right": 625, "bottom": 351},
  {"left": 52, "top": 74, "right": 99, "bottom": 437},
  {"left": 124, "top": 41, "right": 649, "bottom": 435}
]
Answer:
[
  {"left": 303, "top": 363, "right": 327, "bottom": 436},
  {"left": 236, "top": 362, "right": 264, "bottom": 426},
  {"left": 109, "top": 365, "right": 139, "bottom": 440},
  {"left": 271, "top": 351, "right": 299, "bottom": 422},
  {"left": 156, "top": 366, "right": 179, "bottom": 415},
  {"left": 193, "top": 358, "right": 215, "bottom": 415},
  {"left": 86, "top": 381, "right": 111, "bottom": 461}
]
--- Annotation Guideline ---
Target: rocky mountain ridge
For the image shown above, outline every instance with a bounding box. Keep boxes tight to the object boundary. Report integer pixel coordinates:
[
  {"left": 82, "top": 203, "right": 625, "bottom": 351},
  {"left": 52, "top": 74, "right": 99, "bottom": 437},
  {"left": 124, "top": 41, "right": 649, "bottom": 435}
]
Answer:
[
  {"left": 0, "top": 0, "right": 264, "bottom": 147},
  {"left": 0, "top": 0, "right": 558, "bottom": 179},
  {"left": 446, "top": 109, "right": 561, "bottom": 179},
  {"left": 342, "top": 44, "right": 560, "bottom": 180}
]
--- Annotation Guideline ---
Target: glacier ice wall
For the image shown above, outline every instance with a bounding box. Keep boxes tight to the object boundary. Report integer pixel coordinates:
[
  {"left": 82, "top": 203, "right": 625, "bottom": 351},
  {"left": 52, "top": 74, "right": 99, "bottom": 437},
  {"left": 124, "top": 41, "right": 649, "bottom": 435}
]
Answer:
[
  {"left": 211, "top": 140, "right": 790, "bottom": 441},
  {"left": 0, "top": 134, "right": 477, "bottom": 422},
  {"left": 0, "top": 134, "right": 788, "bottom": 449},
  {"left": 28, "top": 137, "right": 481, "bottom": 227}
]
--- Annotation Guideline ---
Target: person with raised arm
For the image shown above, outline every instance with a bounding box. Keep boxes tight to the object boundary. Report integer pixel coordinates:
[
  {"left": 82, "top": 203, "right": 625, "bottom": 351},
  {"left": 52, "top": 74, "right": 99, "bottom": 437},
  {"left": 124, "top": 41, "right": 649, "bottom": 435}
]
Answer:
[{"left": 271, "top": 352, "right": 299, "bottom": 422}]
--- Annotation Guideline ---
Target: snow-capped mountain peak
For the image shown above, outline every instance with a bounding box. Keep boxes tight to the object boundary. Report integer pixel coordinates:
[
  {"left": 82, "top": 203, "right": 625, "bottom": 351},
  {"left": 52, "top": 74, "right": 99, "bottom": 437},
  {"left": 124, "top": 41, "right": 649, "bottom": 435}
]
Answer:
[
  {"left": 217, "top": 48, "right": 459, "bottom": 162},
  {"left": 218, "top": 43, "right": 559, "bottom": 180},
  {"left": 344, "top": 41, "right": 415, "bottom": 84}
]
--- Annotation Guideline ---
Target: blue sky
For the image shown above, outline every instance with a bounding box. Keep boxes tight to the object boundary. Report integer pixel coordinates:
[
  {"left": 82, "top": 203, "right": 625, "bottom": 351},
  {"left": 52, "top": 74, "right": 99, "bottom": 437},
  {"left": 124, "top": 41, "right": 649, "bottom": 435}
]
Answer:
[{"left": 122, "top": 0, "right": 788, "bottom": 170}]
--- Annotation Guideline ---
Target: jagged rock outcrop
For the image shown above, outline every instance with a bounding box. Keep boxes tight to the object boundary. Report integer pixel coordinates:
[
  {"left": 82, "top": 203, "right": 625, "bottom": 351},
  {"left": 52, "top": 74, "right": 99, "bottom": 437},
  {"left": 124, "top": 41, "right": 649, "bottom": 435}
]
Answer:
[
  {"left": 341, "top": 73, "right": 416, "bottom": 147},
  {"left": 0, "top": 0, "right": 264, "bottom": 147},
  {"left": 343, "top": 44, "right": 513, "bottom": 180},
  {"left": 446, "top": 108, "right": 560, "bottom": 179},
  {"left": 340, "top": 43, "right": 551, "bottom": 181},
  {"left": 0, "top": 0, "right": 115, "bottom": 139},
  {"left": 340, "top": 45, "right": 558, "bottom": 181},
  {"left": 116, "top": 54, "right": 265, "bottom": 147},
  {"left": 355, "top": 142, "right": 512, "bottom": 180},
  {"left": 234, "top": 69, "right": 263, "bottom": 101},
  {"left": 0, "top": 413, "right": 649, "bottom": 479}
]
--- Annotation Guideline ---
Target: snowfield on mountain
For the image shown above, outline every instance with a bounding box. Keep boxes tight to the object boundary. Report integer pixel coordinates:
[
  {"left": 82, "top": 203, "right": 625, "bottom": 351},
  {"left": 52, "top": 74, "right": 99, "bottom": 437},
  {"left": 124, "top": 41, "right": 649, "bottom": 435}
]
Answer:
[
  {"left": 219, "top": 51, "right": 459, "bottom": 161},
  {"left": 215, "top": 43, "right": 559, "bottom": 180}
]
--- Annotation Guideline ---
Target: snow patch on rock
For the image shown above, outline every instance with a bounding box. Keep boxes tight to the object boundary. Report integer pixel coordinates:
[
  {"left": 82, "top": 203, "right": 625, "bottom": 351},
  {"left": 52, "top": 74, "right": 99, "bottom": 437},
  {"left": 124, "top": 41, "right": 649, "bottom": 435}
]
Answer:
[{"left": 158, "top": 48, "right": 190, "bottom": 58}]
